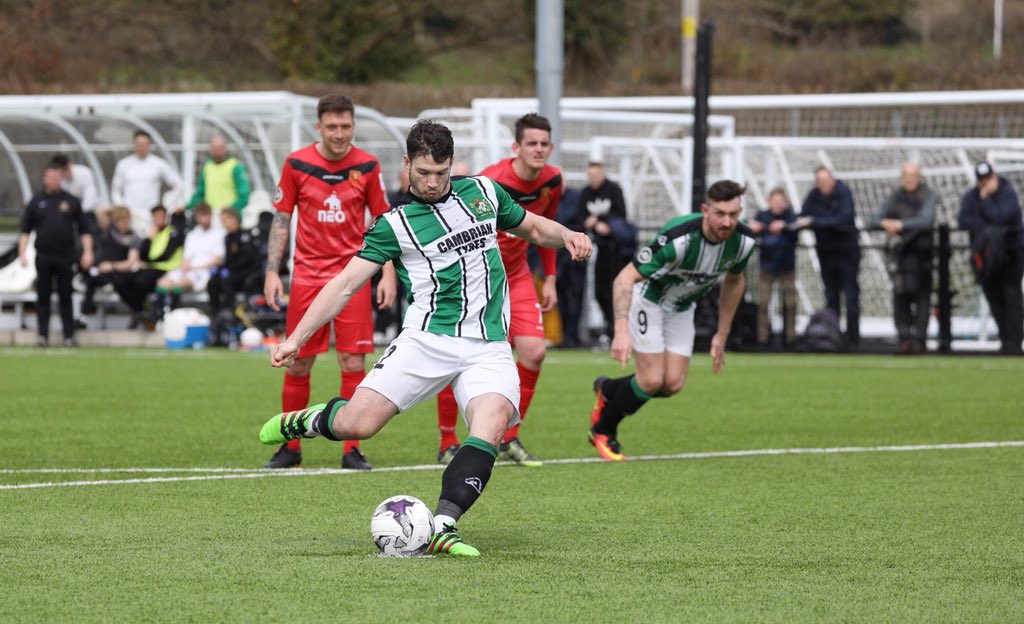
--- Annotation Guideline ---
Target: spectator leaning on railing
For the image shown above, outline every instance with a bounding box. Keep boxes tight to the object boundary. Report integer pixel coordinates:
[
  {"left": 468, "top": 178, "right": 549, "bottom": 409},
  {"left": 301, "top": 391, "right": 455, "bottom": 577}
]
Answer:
[
  {"left": 958, "top": 161, "right": 1024, "bottom": 356},
  {"left": 868, "top": 162, "right": 937, "bottom": 355},
  {"left": 797, "top": 166, "right": 861, "bottom": 349}
]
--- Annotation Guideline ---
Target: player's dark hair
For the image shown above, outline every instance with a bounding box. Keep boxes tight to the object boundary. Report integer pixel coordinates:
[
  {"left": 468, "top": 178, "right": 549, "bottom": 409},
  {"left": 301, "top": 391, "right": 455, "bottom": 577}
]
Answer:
[
  {"left": 192, "top": 202, "right": 211, "bottom": 215},
  {"left": 150, "top": 204, "right": 167, "bottom": 215},
  {"left": 406, "top": 120, "right": 454, "bottom": 164},
  {"left": 317, "top": 94, "right": 355, "bottom": 120},
  {"left": 514, "top": 113, "right": 552, "bottom": 143},
  {"left": 44, "top": 161, "right": 64, "bottom": 173},
  {"left": 706, "top": 180, "right": 747, "bottom": 203},
  {"left": 132, "top": 130, "right": 152, "bottom": 142},
  {"left": 49, "top": 153, "right": 70, "bottom": 168}
]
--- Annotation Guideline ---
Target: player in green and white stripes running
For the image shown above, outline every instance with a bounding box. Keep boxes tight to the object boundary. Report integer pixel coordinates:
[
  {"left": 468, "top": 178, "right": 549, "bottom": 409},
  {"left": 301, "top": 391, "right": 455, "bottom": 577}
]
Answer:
[
  {"left": 588, "top": 180, "right": 756, "bottom": 461},
  {"left": 258, "top": 120, "right": 592, "bottom": 556}
]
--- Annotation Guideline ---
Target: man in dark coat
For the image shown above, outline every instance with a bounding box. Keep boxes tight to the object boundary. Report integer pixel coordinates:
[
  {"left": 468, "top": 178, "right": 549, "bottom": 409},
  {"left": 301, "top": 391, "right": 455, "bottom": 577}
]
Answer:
[
  {"left": 799, "top": 166, "right": 861, "bottom": 348},
  {"left": 958, "top": 161, "right": 1023, "bottom": 355}
]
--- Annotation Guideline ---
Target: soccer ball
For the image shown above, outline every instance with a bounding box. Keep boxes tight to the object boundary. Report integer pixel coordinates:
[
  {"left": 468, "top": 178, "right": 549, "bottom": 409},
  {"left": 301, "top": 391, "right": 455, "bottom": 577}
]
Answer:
[
  {"left": 370, "top": 495, "right": 435, "bottom": 557},
  {"left": 239, "top": 327, "right": 264, "bottom": 350}
]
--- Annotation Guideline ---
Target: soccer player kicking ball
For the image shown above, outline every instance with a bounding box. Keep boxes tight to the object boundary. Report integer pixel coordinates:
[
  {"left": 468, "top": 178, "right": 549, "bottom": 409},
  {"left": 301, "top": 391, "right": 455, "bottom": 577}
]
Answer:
[
  {"left": 435, "top": 113, "right": 563, "bottom": 467},
  {"left": 589, "top": 180, "right": 756, "bottom": 461},
  {"left": 258, "top": 121, "right": 591, "bottom": 556}
]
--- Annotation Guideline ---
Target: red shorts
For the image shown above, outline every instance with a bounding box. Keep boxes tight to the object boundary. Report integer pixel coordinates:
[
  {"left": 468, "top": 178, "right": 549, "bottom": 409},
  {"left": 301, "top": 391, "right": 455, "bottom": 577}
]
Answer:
[
  {"left": 286, "top": 280, "right": 375, "bottom": 358},
  {"left": 506, "top": 269, "right": 544, "bottom": 340}
]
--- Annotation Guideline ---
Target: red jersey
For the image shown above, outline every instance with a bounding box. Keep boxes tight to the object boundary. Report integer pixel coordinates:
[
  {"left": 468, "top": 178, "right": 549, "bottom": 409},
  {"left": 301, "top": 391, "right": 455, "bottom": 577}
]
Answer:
[
  {"left": 273, "top": 143, "right": 389, "bottom": 286},
  {"left": 479, "top": 157, "right": 562, "bottom": 280}
]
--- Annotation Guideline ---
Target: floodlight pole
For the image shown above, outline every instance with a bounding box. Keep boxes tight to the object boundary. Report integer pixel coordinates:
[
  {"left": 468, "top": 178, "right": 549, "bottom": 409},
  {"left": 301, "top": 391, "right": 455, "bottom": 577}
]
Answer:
[
  {"left": 681, "top": 0, "right": 700, "bottom": 93},
  {"left": 690, "top": 21, "right": 714, "bottom": 213},
  {"left": 994, "top": 0, "right": 1004, "bottom": 65},
  {"left": 536, "top": 0, "right": 564, "bottom": 165}
]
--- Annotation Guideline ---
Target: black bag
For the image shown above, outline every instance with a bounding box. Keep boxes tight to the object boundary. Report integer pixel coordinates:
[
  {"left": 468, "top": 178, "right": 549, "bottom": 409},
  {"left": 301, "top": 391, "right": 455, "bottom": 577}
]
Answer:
[
  {"left": 970, "top": 226, "right": 1008, "bottom": 284},
  {"left": 801, "top": 307, "right": 843, "bottom": 352}
]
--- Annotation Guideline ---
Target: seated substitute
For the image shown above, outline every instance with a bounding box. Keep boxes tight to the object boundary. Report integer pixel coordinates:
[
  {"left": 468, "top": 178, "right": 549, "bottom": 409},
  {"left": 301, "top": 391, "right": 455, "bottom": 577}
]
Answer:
[
  {"left": 207, "top": 207, "right": 261, "bottom": 315},
  {"left": 88, "top": 206, "right": 142, "bottom": 309},
  {"left": 111, "top": 204, "right": 184, "bottom": 329},
  {"left": 152, "top": 202, "right": 224, "bottom": 315}
]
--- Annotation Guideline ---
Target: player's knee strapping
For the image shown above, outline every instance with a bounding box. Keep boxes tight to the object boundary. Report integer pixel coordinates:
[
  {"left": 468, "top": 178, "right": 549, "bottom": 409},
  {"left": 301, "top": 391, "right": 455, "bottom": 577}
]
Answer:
[{"left": 437, "top": 436, "right": 497, "bottom": 518}]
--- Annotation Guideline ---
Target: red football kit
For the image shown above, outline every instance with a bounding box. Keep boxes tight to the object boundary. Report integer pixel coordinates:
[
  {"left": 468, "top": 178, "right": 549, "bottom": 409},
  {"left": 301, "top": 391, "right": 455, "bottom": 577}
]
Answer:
[
  {"left": 478, "top": 157, "right": 562, "bottom": 339},
  {"left": 274, "top": 142, "right": 389, "bottom": 356}
]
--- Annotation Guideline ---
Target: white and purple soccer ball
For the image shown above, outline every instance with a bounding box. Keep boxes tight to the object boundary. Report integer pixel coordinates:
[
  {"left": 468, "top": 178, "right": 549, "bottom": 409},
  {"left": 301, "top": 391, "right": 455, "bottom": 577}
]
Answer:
[{"left": 370, "top": 495, "right": 434, "bottom": 557}]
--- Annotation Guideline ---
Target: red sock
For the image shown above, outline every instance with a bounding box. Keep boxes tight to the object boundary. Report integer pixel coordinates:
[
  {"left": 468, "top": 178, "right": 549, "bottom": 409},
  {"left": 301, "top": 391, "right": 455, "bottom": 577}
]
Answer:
[
  {"left": 505, "top": 361, "right": 539, "bottom": 443},
  {"left": 437, "top": 385, "right": 460, "bottom": 450},
  {"left": 341, "top": 369, "right": 366, "bottom": 453},
  {"left": 282, "top": 372, "right": 311, "bottom": 451}
]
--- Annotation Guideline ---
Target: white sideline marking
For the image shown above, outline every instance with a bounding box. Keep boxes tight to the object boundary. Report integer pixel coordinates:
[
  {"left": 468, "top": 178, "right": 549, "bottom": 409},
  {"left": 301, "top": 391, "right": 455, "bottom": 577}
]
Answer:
[{"left": 2, "top": 440, "right": 1022, "bottom": 491}]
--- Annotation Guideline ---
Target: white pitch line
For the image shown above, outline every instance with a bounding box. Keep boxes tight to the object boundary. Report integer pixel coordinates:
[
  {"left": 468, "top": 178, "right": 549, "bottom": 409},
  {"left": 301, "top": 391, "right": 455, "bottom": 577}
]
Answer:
[{"left": 2, "top": 440, "right": 1022, "bottom": 491}]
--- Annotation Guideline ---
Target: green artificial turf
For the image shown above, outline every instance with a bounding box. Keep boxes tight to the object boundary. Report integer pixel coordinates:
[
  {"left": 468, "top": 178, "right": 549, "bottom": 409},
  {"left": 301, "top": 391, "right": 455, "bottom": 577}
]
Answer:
[{"left": 1, "top": 347, "right": 1021, "bottom": 622}]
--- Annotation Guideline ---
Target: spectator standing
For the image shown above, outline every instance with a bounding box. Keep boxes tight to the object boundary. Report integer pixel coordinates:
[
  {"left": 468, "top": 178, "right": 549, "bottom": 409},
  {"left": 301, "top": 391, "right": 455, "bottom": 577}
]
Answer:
[
  {"left": 111, "top": 130, "right": 184, "bottom": 236},
  {"left": 51, "top": 153, "right": 99, "bottom": 216},
  {"left": 799, "top": 166, "right": 861, "bottom": 348},
  {"left": 750, "top": 187, "right": 799, "bottom": 347},
  {"left": 958, "top": 161, "right": 1024, "bottom": 355},
  {"left": 434, "top": 113, "right": 563, "bottom": 467},
  {"left": 868, "top": 162, "right": 938, "bottom": 354},
  {"left": 262, "top": 94, "right": 396, "bottom": 470},
  {"left": 574, "top": 161, "right": 635, "bottom": 342},
  {"left": 152, "top": 203, "right": 224, "bottom": 316},
  {"left": 17, "top": 163, "right": 93, "bottom": 347},
  {"left": 186, "top": 134, "right": 251, "bottom": 221},
  {"left": 556, "top": 185, "right": 586, "bottom": 347},
  {"left": 51, "top": 153, "right": 101, "bottom": 327}
]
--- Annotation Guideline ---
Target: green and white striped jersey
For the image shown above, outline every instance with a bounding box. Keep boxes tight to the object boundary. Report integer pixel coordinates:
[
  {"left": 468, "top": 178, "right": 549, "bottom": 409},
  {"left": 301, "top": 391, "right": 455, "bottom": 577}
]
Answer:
[
  {"left": 357, "top": 176, "right": 526, "bottom": 340},
  {"left": 633, "top": 213, "right": 756, "bottom": 312}
]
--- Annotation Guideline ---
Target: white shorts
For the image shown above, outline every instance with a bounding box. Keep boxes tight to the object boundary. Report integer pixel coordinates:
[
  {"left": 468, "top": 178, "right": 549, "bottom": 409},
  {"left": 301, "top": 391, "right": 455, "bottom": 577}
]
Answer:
[
  {"left": 358, "top": 329, "right": 521, "bottom": 426},
  {"left": 628, "top": 294, "right": 696, "bottom": 357},
  {"left": 163, "top": 268, "right": 211, "bottom": 292}
]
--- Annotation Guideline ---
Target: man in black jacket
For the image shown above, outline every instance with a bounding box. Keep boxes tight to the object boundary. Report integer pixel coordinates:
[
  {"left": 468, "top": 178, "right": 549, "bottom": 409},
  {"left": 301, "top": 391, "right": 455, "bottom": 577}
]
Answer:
[
  {"left": 869, "top": 162, "right": 937, "bottom": 354},
  {"left": 17, "top": 163, "right": 93, "bottom": 347},
  {"left": 207, "top": 207, "right": 261, "bottom": 315},
  {"left": 574, "top": 161, "right": 636, "bottom": 341},
  {"left": 958, "top": 161, "right": 1023, "bottom": 355},
  {"left": 799, "top": 166, "right": 861, "bottom": 348}
]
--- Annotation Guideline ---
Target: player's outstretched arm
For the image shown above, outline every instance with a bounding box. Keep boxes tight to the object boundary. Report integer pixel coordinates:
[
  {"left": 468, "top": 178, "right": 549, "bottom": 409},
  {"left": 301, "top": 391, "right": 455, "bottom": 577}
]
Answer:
[
  {"left": 710, "top": 271, "right": 745, "bottom": 374},
  {"left": 508, "top": 212, "right": 592, "bottom": 261},
  {"left": 270, "top": 257, "right": 381, "bottom": 368}
]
